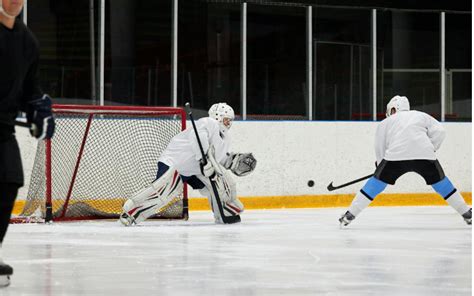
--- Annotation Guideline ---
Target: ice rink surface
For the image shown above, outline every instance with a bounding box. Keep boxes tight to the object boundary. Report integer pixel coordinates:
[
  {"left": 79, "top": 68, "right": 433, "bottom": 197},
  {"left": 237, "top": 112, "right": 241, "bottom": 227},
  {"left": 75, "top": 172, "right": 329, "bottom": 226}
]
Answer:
[{"left": 2, "top": 206, "right": 472, "bottom": 296}]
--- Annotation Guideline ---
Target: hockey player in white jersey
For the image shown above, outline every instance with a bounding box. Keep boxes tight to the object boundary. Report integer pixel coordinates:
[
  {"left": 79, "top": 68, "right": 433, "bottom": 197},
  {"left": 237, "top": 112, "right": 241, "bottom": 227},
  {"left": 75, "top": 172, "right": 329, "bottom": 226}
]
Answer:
[
  {"left": 339, "top": 95, "right": 471, "bottom": 227},
  {"left": 119, "top": 102, "right": 256, "bottom": 225}
]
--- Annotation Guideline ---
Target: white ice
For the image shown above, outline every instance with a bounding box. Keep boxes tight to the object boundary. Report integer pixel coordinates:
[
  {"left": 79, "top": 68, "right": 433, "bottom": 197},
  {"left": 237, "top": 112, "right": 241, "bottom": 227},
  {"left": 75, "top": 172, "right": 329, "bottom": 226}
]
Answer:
[{"left": 2, "top": 207, "right": 472, "bottom": 296}]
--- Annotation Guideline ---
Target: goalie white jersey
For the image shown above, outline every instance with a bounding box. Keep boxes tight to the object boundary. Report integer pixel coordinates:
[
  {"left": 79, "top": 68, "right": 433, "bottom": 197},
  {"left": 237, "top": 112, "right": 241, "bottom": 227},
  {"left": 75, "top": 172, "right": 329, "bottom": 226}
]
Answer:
[{"left": 159, "top": 117, "right": 231, "bottom": 177}]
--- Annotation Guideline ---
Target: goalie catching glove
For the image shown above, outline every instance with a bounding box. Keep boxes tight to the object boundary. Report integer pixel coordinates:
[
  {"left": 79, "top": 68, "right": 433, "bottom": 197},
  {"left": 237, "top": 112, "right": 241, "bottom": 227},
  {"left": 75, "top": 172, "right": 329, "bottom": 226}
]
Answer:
[{"left": 224, "top": 153, "right": 257, "bottom": 176}]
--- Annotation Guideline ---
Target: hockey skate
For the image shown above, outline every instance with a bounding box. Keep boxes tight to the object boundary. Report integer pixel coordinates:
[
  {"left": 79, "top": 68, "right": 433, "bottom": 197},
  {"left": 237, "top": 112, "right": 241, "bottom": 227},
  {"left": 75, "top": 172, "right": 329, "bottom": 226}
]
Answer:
[
  {"left": 119, "top": 211, "right": 136, "bottom": 226},
  {"left": 339, "top": 211, "right": 355, "bottom": 227},
  {"left": 0, "top": 263, "right": 13, "bottom": 287},
  {"left": 462, "top": 209, "right": 472, "bottom": 225}
]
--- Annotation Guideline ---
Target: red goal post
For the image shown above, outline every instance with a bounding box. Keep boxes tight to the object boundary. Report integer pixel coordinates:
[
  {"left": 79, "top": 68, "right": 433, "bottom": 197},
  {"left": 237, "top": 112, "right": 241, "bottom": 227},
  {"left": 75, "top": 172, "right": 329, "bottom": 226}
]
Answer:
[{"left": 13, "top": 104, "right": 188, "bottom": 223}]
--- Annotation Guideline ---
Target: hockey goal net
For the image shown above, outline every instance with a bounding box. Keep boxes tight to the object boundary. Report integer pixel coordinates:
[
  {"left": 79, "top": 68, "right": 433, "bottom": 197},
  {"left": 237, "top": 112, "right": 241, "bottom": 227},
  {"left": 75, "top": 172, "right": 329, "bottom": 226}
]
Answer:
[{"left": 15, "top": 104, "right": 188, "bottom": 222}]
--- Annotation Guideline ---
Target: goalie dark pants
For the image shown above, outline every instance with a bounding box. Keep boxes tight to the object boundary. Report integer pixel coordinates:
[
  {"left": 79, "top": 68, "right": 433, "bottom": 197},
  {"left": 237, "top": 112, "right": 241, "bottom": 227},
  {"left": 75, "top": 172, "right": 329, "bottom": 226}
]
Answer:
[{"left": 155, "top": 161, "right": 205, "bottom": 190}]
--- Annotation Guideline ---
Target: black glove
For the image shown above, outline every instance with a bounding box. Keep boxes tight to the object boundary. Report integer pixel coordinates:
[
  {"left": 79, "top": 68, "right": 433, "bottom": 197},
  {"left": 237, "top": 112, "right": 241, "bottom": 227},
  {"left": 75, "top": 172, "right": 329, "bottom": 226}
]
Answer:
[{"left": 26, "top": 94, "right": 55, "bottom": 140}]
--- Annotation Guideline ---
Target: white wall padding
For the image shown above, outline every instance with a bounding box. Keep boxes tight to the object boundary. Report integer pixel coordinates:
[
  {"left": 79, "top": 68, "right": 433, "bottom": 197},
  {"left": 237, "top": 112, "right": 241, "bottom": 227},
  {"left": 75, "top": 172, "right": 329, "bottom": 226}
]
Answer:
[{"left": 16, "top": 121, "right": 471, "bottom": 200}]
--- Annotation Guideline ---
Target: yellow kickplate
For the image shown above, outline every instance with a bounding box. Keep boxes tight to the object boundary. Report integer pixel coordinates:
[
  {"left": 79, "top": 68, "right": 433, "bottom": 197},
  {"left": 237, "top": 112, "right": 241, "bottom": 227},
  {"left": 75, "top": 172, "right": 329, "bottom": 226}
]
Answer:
[
  {"left": 189, "top": 192, "right": 472, "bottom": 211},
  {"left": 12, "top": 192, "right": 471, "bottom": 215}
]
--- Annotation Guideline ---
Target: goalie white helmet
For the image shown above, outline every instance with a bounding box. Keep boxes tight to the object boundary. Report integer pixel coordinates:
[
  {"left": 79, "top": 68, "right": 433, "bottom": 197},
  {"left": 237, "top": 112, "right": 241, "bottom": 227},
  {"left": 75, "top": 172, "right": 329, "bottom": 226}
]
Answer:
[
  {"left": 386, "top": 95, "right": 410, "bottom": 117},
  {"left": 208, "top": 102, "right": 235, "bottom": 133}
]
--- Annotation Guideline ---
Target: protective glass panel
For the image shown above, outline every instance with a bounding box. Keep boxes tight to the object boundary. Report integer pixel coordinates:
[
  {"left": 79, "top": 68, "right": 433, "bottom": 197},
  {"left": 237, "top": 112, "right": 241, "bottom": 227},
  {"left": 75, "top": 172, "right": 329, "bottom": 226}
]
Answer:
[
  {"left": 247, "top": 4, "right": 306, "bottom": 120},
  {"left": 28, "top": 0, "right": 97, "bottom": 103},
  {"left": 313, "top": 8, "right": 371, "bottom": 120},
  {"left": 105, "top": 0, "right": 172, "bottom": 106},
  {"left": 178, "top": 1, "right": 241, "bottom": 114},
  {"left": 377, "top": 11, "right": 440, "bottom": 119},
  {"left": 445, "top": 13, "right": 471, "bottom": 122}
]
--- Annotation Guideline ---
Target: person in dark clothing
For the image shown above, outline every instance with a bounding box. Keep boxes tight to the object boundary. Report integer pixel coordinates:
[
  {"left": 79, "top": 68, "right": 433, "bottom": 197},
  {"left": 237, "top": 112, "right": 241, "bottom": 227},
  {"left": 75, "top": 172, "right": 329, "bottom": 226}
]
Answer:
[{"left": 0, "top": 0, "right": 55, "bottom": 287}]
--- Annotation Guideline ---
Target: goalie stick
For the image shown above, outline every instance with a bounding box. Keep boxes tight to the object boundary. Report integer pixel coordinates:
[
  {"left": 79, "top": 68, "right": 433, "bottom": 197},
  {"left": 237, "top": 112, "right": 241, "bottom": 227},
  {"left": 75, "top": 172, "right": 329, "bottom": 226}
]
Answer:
[
  {"left": 184, "top": 102, "right": 240, "bottom": 224},
  {"left": 327, "top": 174, "right": 373, "bottom": 191}
]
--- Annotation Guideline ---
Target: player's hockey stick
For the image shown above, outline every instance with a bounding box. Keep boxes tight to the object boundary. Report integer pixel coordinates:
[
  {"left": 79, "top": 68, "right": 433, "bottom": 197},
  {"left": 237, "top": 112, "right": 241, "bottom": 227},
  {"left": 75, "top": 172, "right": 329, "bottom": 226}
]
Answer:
[
  {"left": 184, "top": 102, "right": 240, "bottom": 224},
  {"left": 327, "top": 174, "right": 373, "bottom": 191},
  {"left": 0, "top": 118, "right": 37, "bottom": 134},
  {"left": 14, "top": 120, "right": 32, "bottom": 128},
  {"left": 14, "top": 120, "right": 39, "bottom": 137}
]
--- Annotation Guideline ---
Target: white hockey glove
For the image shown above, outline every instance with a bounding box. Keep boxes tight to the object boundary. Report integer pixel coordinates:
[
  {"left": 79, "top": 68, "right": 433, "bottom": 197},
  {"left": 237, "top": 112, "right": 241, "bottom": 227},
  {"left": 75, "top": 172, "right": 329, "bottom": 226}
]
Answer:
[
  {"left": 200, "top": 158, "right": 216, "bottom": 178},
  {"left": 224, "top": 153, "right": 257, "bottom": 176}
]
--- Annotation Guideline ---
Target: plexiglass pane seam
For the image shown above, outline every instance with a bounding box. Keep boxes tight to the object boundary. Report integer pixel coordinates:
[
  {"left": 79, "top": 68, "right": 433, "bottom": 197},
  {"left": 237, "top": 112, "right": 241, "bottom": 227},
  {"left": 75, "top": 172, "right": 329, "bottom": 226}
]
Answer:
[
  {"left": 105, "top": 0, "right": 172, "bottom": 106},
  {"left": 445, "top": 13, "right": 471, "bottom": 122},
  {"left": 28, "top": 1, "right": 471, "bottom": 121},
  {"left": 29, "top": 0, "right": 97, "bottom": 104},
  {"left": 178, "top": 1, "right": 241, "bottom": 115},
  {"left": 313, "top": 8, "right": 371, "bottom": 120},
  {"left": 247, "top": 4, "right": 306, "bottom": 120},
  {"left": 377, "top": 11, "right": 441, "bottom": 120}
]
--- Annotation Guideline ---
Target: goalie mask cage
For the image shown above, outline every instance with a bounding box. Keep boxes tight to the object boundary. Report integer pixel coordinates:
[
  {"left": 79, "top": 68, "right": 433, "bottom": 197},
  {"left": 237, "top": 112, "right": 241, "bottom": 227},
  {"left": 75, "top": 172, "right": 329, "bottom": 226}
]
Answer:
[{"left": 15, "top": 104, "right": 188, "bottom": 223}]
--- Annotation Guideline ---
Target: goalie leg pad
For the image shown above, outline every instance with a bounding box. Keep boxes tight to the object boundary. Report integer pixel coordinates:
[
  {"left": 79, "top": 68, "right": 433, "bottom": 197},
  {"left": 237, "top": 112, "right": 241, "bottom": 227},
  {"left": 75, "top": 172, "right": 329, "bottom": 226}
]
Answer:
[
  {"left": 197, "top": 146, "right": 241, "bottom": 224},
  {"left": 197, "top": 183, "right": 244, "bottom": 217},
  {"left": 198, "top": 169, "right": 236, "bottom": 203},
  {"left": 224, "top": 199, "right": 244, "bottom": 216},
  {"left": 120, "top": 164, "right": 183, "bottom": 226},
  {"left": 120, "top": 199, "right": 164, "bottom": 226},
  {"left": 197, "top": 169, "right": 242, "bottom": 224}
]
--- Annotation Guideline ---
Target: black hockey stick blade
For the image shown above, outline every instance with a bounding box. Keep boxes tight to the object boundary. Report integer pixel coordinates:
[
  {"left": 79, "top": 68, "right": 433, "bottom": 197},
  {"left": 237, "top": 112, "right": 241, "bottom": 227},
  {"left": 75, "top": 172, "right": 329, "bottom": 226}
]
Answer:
[
  {"left": 327, "top": 182, "right": 337, "bottom": 191},
  {"left": 327, "top": 174, "right": 374, "bottom": 191}
]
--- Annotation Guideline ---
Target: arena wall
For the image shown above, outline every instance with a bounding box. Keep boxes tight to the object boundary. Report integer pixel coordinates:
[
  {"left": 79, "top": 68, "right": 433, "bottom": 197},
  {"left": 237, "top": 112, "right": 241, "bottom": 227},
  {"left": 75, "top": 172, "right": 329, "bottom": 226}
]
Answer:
[{"left": 15, "top": 121, "right": 471, "bottom": 211}]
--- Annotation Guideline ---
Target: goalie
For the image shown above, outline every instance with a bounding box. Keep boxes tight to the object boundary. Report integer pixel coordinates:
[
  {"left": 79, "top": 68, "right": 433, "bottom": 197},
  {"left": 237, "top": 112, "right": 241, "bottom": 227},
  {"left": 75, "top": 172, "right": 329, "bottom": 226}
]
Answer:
[{"left": 119, "top": 103, "right": 256, "bottom": 225}]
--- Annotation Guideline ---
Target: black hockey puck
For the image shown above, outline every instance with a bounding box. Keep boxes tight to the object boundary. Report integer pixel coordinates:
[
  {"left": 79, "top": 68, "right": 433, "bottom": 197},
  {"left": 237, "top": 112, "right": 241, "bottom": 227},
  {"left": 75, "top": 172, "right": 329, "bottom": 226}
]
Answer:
[{"left": 307, "top": 180, "right": 314, "bottom": 187}]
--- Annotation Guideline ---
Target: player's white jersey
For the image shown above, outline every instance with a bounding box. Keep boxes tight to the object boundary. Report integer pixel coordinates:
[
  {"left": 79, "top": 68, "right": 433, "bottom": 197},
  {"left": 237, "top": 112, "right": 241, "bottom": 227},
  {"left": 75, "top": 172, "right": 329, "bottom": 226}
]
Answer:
[
  {"left": 159, "top": 117, "right": 231, "bottom": 177},
  {"left": 375, "top": 110, "right": 445, "bottom": 164}
]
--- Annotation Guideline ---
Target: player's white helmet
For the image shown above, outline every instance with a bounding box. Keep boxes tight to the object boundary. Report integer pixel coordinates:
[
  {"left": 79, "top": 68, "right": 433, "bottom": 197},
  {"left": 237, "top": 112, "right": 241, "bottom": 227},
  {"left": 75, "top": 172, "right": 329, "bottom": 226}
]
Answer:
[
  {"left": 208, "top": 102, "right": 235, "bottom": 133},
  {"left": 386, "top": 95, "right": 410, "bottom": 117}
]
